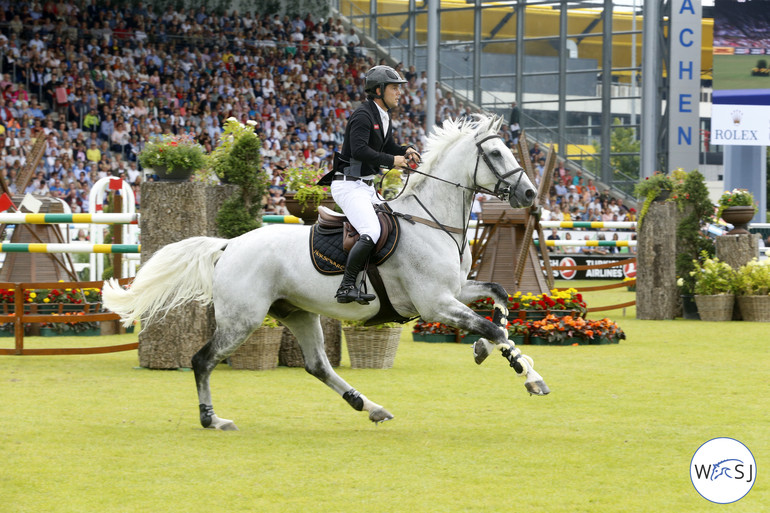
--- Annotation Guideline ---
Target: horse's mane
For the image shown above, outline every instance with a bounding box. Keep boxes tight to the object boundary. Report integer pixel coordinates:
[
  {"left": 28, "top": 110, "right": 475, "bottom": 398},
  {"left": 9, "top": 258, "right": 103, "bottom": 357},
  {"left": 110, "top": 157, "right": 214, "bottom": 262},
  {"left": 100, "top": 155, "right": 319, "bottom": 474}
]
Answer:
[{"left": 402, "top": 114, "right": 503, "bottom": 194}]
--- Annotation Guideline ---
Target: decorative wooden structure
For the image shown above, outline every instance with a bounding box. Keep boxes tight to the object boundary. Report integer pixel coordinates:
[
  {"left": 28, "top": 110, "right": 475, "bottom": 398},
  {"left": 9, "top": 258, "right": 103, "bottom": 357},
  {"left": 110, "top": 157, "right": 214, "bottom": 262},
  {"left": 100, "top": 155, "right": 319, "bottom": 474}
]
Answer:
[
  {"left": 0, "top": 132, "right": 79, "bottom": 282},
  {"left": 472, "top": 201, "right": 549, "bottom": 295}
]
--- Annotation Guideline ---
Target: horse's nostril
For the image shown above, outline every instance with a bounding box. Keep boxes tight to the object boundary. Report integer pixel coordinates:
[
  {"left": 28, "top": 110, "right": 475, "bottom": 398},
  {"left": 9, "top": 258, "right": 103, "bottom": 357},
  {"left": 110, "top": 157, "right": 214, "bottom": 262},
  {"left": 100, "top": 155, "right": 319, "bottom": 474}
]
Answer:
[{"left": 525, "top": 189, "right": 535, "bottom": 200}]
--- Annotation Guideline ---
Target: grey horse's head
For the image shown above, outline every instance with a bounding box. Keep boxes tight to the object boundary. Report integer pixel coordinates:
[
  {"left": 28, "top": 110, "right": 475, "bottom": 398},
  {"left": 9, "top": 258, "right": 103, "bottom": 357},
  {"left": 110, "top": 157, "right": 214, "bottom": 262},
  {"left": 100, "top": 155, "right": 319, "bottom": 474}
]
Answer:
[{"left": 474, "top": 116, "right": 536, "bottom": 208}]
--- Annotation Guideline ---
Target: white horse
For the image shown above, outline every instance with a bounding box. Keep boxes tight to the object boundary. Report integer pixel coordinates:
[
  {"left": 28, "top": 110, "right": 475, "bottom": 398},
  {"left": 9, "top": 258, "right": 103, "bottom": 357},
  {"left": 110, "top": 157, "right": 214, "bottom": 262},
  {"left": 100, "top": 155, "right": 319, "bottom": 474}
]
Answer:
[{"left": 103, "top": 115, "right": 549, "bottom": 431}]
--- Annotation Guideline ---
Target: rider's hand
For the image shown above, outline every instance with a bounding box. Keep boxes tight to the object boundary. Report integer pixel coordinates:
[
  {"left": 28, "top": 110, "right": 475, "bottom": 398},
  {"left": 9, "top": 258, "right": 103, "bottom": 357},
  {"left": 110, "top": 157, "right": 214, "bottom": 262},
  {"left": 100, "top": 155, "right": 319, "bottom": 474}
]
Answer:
[
  {"left": 405, "top": 148, "right": 421, "bottom": 167},
  {"left": 393, "top": 155, "right": 408, "bottom": 169}
]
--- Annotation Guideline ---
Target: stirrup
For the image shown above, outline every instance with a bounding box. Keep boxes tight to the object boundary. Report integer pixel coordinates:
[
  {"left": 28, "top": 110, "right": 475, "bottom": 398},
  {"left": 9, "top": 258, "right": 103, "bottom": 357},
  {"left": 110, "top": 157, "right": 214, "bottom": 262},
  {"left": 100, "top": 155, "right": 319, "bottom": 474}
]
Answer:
[{"left": 336, "top": 284, "right": 376, "bottom": 305}]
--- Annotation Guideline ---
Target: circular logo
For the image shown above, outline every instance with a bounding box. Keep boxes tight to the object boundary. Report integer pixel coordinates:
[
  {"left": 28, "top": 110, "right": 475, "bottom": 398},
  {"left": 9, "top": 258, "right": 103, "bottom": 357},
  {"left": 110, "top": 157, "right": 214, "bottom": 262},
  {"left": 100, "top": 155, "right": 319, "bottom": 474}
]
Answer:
[
  {"left": 691, "top": 437, "right": 756, "bottom": 503},
  {"left": 623, "top": 261, "right": 637, "bottom": 278},
  {"left": 559, "top": 257, "right": 576, "bottom": 280}
]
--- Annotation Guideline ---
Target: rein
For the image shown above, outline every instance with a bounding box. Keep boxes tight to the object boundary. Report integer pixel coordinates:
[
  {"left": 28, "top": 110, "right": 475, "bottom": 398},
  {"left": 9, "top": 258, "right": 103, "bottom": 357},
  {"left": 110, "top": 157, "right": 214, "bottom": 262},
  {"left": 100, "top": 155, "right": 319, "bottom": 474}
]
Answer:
[{"left": 384, "top": 134, "right": 526, "bottom": 262}]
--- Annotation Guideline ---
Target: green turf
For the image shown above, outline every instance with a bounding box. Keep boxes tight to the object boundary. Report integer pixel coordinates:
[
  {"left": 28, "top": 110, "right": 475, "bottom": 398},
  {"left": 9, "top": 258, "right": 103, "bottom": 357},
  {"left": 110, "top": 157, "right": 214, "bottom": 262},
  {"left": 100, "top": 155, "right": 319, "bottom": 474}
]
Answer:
[
  {"left": 713, "top": 54, "right": 770, "bottom": 90},
  {"left": 0, "top": 289, "right": 767, "bottom": 512}
]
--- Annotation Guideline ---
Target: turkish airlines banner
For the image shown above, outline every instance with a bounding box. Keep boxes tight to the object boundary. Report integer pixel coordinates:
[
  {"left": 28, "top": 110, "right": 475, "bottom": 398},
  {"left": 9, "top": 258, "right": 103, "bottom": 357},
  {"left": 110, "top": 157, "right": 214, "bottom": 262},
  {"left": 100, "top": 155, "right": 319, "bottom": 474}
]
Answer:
[{"left": 540, "top": 255, "right": 636, "bottom": 281}]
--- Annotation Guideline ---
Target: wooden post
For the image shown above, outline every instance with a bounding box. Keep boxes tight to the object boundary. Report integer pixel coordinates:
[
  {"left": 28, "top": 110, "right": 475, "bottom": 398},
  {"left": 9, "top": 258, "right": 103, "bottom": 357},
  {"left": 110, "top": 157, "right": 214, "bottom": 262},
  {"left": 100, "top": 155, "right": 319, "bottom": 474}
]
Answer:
[
  {"left": 112, "top": 191, "right": 123, "bottom": 280},
  {"left": 636, "top": 201, "right": 678, "bottom": 320},
  {"left": 14, "top": 282, "right": 23, "bottom": 355}
]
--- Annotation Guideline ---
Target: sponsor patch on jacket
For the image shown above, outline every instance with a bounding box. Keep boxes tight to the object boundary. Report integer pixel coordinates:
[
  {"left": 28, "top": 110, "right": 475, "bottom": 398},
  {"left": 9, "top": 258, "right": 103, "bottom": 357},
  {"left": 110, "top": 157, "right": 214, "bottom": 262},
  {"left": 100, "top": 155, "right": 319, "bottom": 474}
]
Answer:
[{"left": 374, "top": 124, "right": 380, "bottom": 130}]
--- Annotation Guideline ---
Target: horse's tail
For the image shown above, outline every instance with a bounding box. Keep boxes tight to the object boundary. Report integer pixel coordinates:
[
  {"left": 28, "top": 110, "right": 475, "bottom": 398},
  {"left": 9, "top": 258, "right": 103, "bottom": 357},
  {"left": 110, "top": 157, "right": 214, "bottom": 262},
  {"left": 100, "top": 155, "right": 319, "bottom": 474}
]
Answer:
[{"left": 102, "top": 236, "right": 227, "bottom": 327}]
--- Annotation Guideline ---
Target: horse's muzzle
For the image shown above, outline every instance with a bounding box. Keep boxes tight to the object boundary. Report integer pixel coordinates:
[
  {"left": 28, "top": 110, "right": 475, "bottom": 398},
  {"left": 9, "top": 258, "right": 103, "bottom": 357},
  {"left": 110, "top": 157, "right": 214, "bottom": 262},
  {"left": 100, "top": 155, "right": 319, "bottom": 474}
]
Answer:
[{"left": 508, "top": 186, "right": 537, "bottom": 209}]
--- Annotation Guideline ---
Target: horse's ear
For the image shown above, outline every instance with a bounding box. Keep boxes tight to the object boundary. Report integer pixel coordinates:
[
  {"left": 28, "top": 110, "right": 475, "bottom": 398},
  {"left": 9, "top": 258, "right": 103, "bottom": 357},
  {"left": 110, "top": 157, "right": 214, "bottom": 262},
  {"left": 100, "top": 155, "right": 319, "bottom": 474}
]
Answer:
[{"left": 486, "top": 115, "right": 501, "bottom": 133}]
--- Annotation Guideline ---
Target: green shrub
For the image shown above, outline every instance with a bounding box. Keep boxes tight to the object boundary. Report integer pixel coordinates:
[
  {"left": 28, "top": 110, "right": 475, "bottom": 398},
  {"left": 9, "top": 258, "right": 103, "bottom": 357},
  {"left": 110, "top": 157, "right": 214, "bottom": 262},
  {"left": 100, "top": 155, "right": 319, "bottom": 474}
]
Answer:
[{"left": 733, "top": 259, "right": 770, "bottom": 296}]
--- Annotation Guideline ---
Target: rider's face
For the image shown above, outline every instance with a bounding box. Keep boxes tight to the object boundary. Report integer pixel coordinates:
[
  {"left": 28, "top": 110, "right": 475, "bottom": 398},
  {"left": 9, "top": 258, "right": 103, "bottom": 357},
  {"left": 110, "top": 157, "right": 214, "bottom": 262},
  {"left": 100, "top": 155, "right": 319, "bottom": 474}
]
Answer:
[{"left": 382, "top": 83, "right": 402, "bottom": 110}]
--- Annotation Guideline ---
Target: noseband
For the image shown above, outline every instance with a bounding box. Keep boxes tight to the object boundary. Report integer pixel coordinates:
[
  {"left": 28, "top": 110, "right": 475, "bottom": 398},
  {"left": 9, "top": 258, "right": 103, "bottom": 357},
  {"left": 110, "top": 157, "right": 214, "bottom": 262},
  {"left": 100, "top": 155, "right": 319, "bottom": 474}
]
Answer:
[{"left": 472, "top": 134, "right": 525, "bottom": 201}]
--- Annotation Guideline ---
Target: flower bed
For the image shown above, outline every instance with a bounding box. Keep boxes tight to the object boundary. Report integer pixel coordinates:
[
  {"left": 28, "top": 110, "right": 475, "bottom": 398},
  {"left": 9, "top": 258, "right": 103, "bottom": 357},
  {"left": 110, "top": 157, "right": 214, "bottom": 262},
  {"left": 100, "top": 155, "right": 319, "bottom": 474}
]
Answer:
[
  {"left": 411, "top": 289, "right": 619, "bottom": 345},
  {"left": 0, "top": 286, "right": 101, "bottom": 308},
  {"left": 467, "top": 289, "right": 587, "bottom": 319},
  {"left": 413, "top": 315, "right": 625, "bottom": 346}
]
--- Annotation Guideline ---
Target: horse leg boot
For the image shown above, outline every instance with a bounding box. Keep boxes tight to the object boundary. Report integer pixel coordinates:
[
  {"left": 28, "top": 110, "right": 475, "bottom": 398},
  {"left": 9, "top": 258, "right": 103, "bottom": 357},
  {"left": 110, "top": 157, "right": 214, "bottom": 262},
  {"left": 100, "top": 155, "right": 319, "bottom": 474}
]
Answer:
[
  {"left": 500, "top": 343, "right": 550, "bottom": 396},
  {"left": 473, "top": 304, "right": 508, "bottom": 364},
  {"left": 335, "top": 234, "right": 376, "bottom": 305}
]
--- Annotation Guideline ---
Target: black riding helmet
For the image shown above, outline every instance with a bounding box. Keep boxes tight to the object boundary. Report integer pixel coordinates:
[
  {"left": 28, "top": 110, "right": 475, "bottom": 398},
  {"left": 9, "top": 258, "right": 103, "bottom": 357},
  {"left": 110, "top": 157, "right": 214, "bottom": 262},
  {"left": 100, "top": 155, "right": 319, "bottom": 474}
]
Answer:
[{"left": 364, "top": 65, "right": 407, "bottom": 99}]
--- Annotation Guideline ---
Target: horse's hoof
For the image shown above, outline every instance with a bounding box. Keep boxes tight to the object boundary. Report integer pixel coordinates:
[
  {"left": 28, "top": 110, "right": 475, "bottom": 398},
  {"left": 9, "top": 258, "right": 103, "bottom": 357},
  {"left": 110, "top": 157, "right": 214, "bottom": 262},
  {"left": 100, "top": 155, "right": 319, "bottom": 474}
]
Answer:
[
  {"left": 205, "top": 415, "right": 239, "bottom": 431},
  {"left": 472, "top": 338, "right": 491, "bottom": 365},
  {"left": 369, "top": 408, "right": 394, "bottom": 424},
  {"left": 525, "top": 380, "right": 550, "bottom": 396}
]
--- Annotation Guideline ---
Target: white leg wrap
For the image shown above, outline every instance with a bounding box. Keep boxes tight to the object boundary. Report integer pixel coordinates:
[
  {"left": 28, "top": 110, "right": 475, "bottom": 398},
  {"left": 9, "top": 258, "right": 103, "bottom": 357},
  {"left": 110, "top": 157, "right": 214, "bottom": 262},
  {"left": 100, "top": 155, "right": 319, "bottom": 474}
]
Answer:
[
  {"left": 498, "top": 341, "right": 535, "bottom": 377},
  {"left": 493, "top": 303, "right": 509, "bottom": 331}
]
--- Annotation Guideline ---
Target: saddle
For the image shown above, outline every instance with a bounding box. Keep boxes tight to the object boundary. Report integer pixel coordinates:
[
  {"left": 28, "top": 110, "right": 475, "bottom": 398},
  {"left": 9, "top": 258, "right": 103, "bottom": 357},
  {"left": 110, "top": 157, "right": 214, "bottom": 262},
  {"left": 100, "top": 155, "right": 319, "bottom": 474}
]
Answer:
[
  {"left": 309, "top": 204, "right": 412, "bottom": 326},
  {"left": 310, "top": 204, "right": 400, "bottom": 275}
]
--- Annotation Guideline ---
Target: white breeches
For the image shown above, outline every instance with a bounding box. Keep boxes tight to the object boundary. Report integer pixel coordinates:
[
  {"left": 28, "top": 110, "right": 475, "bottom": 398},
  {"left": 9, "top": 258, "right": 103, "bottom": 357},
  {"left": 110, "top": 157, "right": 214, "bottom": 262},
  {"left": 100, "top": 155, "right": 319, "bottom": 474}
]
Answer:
[{"left": 331, "top": 179, "right": 381, "bottom": 243}]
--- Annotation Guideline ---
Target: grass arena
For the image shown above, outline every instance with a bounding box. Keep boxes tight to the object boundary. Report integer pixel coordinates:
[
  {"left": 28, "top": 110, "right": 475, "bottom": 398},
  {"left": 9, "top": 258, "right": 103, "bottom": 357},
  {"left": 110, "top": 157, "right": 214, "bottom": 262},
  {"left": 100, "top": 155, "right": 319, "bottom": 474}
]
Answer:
[{"left": 1, "top": 282, "right": 766, "bottom": 512}]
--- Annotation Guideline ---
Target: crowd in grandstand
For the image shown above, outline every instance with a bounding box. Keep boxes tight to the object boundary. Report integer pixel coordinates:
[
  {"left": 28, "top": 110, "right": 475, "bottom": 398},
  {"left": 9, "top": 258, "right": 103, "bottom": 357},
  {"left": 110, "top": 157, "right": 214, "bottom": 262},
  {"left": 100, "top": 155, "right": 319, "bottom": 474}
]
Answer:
[
  {"left": 0, "top": 0, "right": 627, "bottom": 237},
  {"left": 713, "top": 1, "right": 770, "bottom": 48},
  {"left": 0, "top": 1, "right": 495, "bottom": 216}
]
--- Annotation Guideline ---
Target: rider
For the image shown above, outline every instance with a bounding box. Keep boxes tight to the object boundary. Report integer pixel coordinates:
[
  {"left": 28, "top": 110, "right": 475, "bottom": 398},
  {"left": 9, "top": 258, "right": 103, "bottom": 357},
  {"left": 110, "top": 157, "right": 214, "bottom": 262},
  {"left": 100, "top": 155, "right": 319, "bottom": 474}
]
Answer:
[{"left": 330, "top": 65, "right": 421, "bottom": 305}]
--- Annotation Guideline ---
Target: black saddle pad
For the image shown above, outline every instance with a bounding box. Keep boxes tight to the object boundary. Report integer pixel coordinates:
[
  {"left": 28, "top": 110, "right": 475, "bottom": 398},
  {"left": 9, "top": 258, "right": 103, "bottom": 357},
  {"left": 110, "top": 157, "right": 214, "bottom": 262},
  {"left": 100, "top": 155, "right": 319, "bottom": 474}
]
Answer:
[{"left": 309, "top": 213, "right": 400, "bottom": 275}]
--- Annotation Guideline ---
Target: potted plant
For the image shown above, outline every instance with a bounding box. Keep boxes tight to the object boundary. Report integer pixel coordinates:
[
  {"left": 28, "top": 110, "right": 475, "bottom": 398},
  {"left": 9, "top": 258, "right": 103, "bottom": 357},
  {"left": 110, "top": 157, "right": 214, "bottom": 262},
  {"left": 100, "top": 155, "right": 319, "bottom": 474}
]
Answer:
[
  {"left": 717, "top": 188, "right": 757, "bottom": 235},
  {"left": 281, "top": 165, "right": 335, "bottom": 223},
  {"left": 229, "top": 317, "right": 284, "bottom": 370},
  {"left": 138, "top": 133, "right": 207, "bottom": 181},
  {"left": 633, "top": 171, "right": 674, "bottom": 226},
  {"left": 206, "top": 118, "right": 269, "bottom": 238},
  {"left": 732, "top": 259, "right": 770, "bottom": 322},
  {"left": 343, "top": 320, "right": 402, "bottom": 368},
  {"left": 691, "top": 253, "right": 735, "bottom": 322}
]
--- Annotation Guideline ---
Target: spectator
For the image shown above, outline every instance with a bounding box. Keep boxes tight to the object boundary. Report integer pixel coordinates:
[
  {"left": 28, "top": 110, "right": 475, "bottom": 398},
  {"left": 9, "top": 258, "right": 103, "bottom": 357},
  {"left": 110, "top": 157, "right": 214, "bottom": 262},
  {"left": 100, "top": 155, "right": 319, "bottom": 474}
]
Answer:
[{"left": 509, "top": 101, "right": 521, "bottom": 143}]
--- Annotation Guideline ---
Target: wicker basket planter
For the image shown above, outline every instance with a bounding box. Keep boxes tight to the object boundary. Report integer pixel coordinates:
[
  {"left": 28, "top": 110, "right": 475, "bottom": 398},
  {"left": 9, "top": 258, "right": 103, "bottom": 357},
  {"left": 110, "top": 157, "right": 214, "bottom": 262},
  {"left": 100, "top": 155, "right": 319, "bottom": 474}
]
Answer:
[
  {"left": 343, "top": 326, "right": 402, "bottom": 369},
  {"left": 278, "top": 317, "right": 342, "bottom": 367},
  {"left": 694, "top": 294, "right": 734, "bottom": 322},
  {"left": 736, "top": 295, "right": 770, "bottom": 322},
  {"left": 229, "top": 327, "right": 283, "bottom": 370}
]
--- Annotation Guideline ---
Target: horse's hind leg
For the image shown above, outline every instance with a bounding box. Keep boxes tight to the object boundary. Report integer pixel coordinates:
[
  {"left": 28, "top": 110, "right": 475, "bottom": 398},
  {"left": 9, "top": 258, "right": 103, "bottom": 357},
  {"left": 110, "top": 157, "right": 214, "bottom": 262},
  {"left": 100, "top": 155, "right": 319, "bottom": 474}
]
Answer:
[
  {"left": 192, "top": 326, "right": 253, "bottom": 431},
  {"left": 277, "top": 310, "right": 393, "bottom": 423}
]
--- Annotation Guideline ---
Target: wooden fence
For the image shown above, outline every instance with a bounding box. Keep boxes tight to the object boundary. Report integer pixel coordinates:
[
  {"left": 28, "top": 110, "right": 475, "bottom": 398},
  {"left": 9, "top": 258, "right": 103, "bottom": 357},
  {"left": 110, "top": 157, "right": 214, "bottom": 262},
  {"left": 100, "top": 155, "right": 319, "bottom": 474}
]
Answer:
[
  {"left": 551, "top": 258, "right": 637, "bottom": 313},
  {"left": 0, "top": 278, "right": 136, "bottom": 355}
]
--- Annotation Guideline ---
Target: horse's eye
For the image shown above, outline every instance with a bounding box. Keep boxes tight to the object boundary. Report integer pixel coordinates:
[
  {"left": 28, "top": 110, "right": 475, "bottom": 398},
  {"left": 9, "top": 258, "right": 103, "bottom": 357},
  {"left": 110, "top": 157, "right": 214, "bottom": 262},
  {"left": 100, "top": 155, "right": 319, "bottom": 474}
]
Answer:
[{"left": 490, "top": 149, "right": 502, "bottom": 158}]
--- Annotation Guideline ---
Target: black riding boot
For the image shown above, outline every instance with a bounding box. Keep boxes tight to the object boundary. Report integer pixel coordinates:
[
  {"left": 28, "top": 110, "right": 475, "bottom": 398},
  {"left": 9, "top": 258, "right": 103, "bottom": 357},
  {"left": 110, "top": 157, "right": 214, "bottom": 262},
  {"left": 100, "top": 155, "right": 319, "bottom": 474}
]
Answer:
[{"left": 335, "top": 234, "right": 377, "bottom": 305}]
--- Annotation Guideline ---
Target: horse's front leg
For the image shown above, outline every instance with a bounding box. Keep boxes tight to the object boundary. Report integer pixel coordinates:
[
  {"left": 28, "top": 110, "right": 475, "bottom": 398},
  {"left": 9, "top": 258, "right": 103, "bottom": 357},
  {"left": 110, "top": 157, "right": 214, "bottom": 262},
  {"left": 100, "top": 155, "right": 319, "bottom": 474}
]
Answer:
[
  {"left": 456, "top": 280, "right": 512, "bottom": 338},
  {"left": 435, "top": 292, "right": 550, "bottom": 397}
]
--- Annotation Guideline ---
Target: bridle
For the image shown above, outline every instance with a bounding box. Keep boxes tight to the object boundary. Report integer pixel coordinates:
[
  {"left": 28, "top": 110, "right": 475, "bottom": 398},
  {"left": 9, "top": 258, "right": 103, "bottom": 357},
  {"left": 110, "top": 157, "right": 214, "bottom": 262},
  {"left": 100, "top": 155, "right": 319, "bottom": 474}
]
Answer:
[
  {"left": 382, "top": 134, "right": 527, "bottom": 261},
  {"left": 472, "top": 134, "right": 526, "bottom": 201},
  {"left": 385, "top": 134, "right": 525, "bottom": 203}
]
